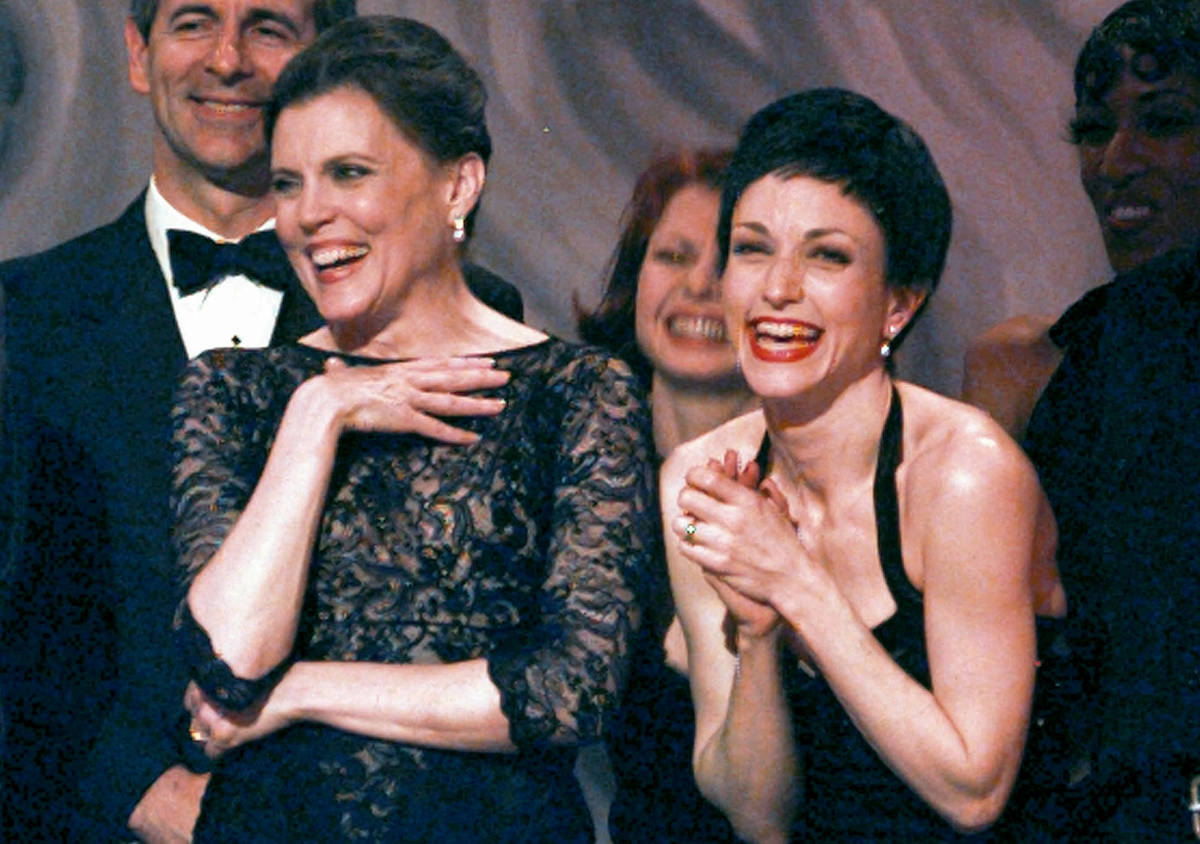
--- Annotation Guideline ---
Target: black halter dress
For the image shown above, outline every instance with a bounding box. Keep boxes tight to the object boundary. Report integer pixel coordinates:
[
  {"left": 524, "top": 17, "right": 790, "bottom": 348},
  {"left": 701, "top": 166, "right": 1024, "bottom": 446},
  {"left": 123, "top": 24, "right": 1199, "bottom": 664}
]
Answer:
[{"left": 755, "top": 387, "right": 992, "bottom": 841}]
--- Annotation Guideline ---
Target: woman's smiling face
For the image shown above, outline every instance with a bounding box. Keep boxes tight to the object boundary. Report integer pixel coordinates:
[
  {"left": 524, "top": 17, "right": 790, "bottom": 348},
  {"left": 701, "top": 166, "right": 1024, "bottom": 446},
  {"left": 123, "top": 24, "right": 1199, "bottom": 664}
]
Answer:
[
  {"left": 270, "top": 85, "right": 459, "bottom": 336},
  {"left": 723, "top": 173, "right": 914, "bottom": 401},
  {"left": 1075, "top": 53, "right": 1200, "bottom": 273},
  {"left": 634, "top": 183, "right": 738, "bottom": 387}
]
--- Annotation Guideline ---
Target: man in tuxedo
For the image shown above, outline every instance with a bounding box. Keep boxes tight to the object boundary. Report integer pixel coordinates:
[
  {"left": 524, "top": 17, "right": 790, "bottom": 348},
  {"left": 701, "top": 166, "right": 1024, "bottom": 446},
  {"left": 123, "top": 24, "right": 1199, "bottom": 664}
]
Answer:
[{"left": 0, "top": 1, "right": 520, "bottom": 841}]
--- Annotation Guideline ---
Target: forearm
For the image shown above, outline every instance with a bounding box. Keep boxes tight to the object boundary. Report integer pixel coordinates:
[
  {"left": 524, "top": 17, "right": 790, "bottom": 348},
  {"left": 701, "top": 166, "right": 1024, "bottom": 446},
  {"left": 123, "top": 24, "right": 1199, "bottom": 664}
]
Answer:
[
  {"left": 275, "top": 659, "right": 517, "bottom": 753},
  {"left": 186, "top": 380, "right": 341, "bottom": 678},
  {"left": 696, "top": 633, "right": 797, "bottom": 844}
]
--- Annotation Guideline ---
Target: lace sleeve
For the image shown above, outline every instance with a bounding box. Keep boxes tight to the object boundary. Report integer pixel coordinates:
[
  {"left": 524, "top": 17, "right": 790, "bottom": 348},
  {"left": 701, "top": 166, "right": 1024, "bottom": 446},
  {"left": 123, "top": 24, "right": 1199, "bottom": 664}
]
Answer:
[
  {"left": 486, "top": 352, "right": 658, "bottom": 748},
  {"left": 169, "top": 350, "right": 289, "bottom": 709}
]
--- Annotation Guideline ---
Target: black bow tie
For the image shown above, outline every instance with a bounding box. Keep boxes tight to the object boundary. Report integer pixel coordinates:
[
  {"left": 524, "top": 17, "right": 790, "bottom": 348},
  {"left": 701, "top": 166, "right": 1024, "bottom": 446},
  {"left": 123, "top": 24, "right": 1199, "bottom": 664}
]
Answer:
[{"left": 168, "top": 229, "right": 294, "bottom": 295}]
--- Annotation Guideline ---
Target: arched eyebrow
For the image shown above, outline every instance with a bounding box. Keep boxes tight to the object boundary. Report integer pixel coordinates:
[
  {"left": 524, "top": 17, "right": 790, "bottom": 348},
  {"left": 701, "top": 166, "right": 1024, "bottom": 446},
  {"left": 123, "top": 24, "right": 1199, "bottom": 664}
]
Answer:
[
  {"left": 732, "top": 221, "right": 769, "bottom": 235},
  {"left": 802, "top": 227, "right": 851, "bottom": 240},
  {"left": 734, "top": 221, "right": 853, "bottom": 242}
]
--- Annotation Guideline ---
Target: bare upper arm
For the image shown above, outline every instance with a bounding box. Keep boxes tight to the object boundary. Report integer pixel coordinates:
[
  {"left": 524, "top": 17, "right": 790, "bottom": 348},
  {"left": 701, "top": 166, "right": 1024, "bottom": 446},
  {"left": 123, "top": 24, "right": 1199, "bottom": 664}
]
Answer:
[
  {"left": 915, "top": 431, "right": 1042, "bottom": 779},
  {"left": 961, "top": 315, "right": 1060, "bottom": 439}
]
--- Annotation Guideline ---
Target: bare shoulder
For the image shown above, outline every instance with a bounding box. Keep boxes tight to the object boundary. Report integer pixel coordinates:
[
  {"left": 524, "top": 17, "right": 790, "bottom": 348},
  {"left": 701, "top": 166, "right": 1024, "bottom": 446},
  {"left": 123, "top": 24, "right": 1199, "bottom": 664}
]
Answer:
[
  {"left": 661, "top": 408, "right": 766, "bottom": 490},
  {"left": 897, "top": 383, "right": 1046, "bottom": 595},
  {"left": 898, "top": 383, "right": 1037, "bottom": 501}
]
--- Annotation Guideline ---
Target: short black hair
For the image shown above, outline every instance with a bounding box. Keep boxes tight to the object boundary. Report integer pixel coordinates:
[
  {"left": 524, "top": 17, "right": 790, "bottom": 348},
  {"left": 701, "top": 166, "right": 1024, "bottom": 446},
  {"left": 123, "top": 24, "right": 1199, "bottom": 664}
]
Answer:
[
  {"left": 719, "top": 88, "right": 952, "bottom": 301},
  {"left": 129, "top": 0, "right": 357, "bottom": 42},
  {"left": 1073, "top": 0, "right": 1200, "bottom": 107},
  {"left": 265, "top": 15, "right": 492, "bottom": 235}
]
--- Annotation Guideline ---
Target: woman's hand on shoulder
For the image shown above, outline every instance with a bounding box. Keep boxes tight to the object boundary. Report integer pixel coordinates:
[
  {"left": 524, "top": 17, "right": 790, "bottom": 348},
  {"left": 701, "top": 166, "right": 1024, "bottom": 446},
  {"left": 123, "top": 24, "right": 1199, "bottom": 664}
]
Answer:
[{"left": 297, "top": 356, "right": 510, "bottom": 444}]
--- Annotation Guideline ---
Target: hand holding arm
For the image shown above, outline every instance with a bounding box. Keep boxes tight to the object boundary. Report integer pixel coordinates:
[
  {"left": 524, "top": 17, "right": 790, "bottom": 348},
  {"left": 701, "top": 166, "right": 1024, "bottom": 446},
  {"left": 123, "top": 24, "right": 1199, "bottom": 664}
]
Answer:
[
  {"left": 180, "top": 348, "right": 652, "bottom": 758},
  {"left": 185, "top": 660, "right": 516, "bottom": 761}
]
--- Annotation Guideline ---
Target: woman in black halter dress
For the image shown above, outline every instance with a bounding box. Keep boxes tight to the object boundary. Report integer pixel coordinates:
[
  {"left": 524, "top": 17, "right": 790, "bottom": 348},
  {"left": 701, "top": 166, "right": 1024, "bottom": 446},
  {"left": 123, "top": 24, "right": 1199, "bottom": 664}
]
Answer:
[{"left": 663, "top": 89, "right": 1067, "bottom": 842}]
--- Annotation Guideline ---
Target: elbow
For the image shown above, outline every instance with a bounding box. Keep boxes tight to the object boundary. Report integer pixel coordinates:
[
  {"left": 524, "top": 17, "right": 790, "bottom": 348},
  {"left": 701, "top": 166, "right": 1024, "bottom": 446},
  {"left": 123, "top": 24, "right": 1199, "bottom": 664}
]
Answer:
[
  {"left": 727, "top": 815, "right": 791, "bottom": 844},
  {"left": 694, "top": 763, "right": 794, "bottom": 844},
  {"left": 945, "top": 802, "right": 1004, "bottom": 836},
  {"left": 938, "top": 781, "right": 1012, "bottom": 835}
]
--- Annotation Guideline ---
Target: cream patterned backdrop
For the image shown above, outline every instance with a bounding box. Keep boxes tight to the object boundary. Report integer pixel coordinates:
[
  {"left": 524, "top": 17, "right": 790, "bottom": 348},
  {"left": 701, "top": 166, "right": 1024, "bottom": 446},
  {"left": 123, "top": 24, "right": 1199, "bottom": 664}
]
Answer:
[{"left": 0, "top": 1, "right": 1120, "bottom": 394}]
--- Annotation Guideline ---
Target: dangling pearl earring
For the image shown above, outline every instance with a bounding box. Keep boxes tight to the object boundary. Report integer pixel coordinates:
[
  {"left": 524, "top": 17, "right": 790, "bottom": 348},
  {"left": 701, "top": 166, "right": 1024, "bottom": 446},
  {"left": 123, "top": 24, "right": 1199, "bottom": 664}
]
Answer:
[
  {"left": 452, "top": 217, "right": 466, "bottom": 244},
  {"left": 880, "top": 328, "right": 895, "bottom": 359}
]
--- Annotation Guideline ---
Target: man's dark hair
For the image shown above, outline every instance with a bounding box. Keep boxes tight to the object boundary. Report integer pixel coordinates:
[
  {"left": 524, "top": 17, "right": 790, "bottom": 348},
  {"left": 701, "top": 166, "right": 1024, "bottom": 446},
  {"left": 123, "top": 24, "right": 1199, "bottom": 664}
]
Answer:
[{"left": 129, "top": 0, "right": 357, "bottom": 41}]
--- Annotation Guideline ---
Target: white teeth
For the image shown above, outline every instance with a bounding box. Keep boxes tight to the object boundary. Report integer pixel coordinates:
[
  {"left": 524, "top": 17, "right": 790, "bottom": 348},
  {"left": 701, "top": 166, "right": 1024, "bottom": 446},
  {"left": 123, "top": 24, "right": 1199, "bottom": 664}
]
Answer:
[
  {"left": 204, "top": 101, "right": 253, "bottom": 113},
  {"left": 755, "top": 321, "right": 821, "bottom": 342},
  {"left": 312, "top": 245, "right": 369, "bottom": 268},
  {"left": 668, "top": 315, "right": 726, "bottom": 341},
  {"left": 1111, "top": 205, "right": 1151, "bottom": 221}
]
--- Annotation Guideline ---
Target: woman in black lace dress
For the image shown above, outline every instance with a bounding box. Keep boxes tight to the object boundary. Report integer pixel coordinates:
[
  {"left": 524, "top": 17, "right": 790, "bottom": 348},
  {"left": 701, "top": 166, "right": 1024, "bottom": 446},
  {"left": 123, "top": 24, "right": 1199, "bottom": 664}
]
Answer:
[
  {"left": 664, "top": 89, "right": 1066, "bottom": 841},
  {"left": 173, "top": 17, "right": 655, "bottom": 842}
]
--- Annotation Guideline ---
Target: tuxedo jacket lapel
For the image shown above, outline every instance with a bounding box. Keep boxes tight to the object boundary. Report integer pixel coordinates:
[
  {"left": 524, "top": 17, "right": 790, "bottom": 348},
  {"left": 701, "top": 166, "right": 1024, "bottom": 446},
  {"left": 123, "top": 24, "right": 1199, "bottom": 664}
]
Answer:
[{"left": 103, "top": 198, "right": 188, "bottom": 372}]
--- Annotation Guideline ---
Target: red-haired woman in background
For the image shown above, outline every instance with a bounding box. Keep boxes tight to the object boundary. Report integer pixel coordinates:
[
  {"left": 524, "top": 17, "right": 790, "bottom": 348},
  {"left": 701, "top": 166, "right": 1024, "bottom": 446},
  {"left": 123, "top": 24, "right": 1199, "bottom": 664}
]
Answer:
[{"left": 579, "top": 148, "right": 755, "bottom": 843}]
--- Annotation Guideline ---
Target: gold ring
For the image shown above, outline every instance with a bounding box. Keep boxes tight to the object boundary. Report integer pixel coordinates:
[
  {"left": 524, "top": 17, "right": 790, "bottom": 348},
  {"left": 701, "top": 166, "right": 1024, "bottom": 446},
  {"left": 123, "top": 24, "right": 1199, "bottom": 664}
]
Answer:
[{"left": 684, "top": 522, "right": 697, "bottom": 543}]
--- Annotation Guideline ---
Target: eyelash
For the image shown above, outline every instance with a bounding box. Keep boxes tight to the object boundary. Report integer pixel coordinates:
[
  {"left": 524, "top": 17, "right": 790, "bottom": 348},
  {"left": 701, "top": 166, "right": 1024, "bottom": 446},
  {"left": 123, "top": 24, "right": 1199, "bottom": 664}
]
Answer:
[
  {"left": 811, "top": 247, "right": 850, "bottom": 265},
  {"left": 730, "top": 240, "right": 768, "bottom": 256},
  {"left": 270, "top": 176, "right": 299, "bottom": 196},
  {"left": 171, "top": 17, "right": 210, "bottom": 34},
  {"left": 332, "top": 164, "right": 370, "bottom": 182},
  {"left": 652, "top": 249, "right": 690, "bottom": 265}
]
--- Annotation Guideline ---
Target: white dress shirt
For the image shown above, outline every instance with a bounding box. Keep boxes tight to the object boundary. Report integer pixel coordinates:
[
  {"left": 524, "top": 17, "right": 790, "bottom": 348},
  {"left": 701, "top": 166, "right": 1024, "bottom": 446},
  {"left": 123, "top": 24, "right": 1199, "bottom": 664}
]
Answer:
[{"left": 145, "top": 178, "right": 287, "bottom": 359}]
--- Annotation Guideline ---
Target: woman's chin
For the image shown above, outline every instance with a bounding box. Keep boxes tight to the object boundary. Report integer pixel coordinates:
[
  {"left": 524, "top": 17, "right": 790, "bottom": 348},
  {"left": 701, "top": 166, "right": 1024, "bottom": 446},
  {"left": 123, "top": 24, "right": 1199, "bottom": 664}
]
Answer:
[{"left": 655, "top": 361, "right": 741, "bottom": 390}]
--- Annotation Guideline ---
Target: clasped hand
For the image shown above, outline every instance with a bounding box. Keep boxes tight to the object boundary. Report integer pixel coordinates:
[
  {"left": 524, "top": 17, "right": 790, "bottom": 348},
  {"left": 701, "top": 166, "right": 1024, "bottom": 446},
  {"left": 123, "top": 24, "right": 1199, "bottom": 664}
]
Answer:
[{"left": 673, "top": 450, "right": 812, "bottom": 640}]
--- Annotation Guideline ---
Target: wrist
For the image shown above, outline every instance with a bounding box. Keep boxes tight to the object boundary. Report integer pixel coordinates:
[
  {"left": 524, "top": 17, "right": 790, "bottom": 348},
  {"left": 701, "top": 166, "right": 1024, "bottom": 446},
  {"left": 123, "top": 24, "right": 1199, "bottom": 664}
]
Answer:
[
  {"left": 770, "top": 570, "right": 839, "bottom": 638},
  {"left": 735, "top": 625, "right": 782, "bottom": 661},
  {"left": 270, "top": 662, "right": 309, "bottom": 724},
  {"left": 284, "top": 377, "right": 345, "bottom": 442}
]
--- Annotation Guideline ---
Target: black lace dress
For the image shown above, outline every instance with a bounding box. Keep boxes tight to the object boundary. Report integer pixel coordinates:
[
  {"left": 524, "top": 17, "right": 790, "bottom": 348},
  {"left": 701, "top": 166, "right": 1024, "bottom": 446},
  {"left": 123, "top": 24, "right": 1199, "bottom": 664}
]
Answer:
[{"left": 169, "top": 338, "right": 657, "bottom": 843}]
